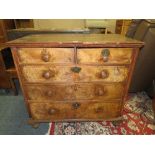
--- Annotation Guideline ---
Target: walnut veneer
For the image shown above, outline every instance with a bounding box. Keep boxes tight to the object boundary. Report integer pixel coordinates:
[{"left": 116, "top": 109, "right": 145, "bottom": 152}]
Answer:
[{"left": 7, "top": 34, "right": 143, "bottom": 127}]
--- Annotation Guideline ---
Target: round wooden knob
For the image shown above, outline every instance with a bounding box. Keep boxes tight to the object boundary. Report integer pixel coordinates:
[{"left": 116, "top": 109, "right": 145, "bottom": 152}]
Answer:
[
  {"left": 48, "top": 108, "right": 56, "bottom": 115},
  {"left": 42, "top": 54, "right": 50, "bottom": 62},
  {"left": 101, "top": 70, "right": 109, "bottom": 79},
  {"left": 42, "top": 71, "right": 52, "bottom": 79},
  {"left": 102, "top": 56, "right": 109, "bottom": 62}
]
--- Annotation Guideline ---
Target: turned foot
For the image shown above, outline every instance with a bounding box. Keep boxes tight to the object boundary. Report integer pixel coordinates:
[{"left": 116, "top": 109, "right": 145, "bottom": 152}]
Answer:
[{"left": 28, "top": 120, "right": 40, "bottom": 129}]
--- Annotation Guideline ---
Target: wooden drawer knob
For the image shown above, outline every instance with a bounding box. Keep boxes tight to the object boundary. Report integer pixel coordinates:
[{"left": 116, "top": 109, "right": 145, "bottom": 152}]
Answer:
[
  {"left": 42, "top": 70, "right": 55, "bottom": 79},
  {"left": 101, "top": 49, "right": 110, "bottom": 62},
  {"left": 42, "top": 71, "right": 51, "bottom": 79},
  {"left": 101, "top": 70, "right": 109, "bottom": 79},
  {"left": 48, "top": 108, "right": 56, "bottom": 115},
  {"left": 41, "top": 49, "right": 51, "bottom": 62},
  {"left": 72, "top": 102, "right": 80, "bottom": 109}
]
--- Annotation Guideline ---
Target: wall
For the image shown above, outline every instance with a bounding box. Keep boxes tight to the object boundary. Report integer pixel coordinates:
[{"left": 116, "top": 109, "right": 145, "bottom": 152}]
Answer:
[
  {"left": 33, "top": 19, "right": 85, "bottom": 29},
  {"left": 33, "top": 19, "right": 116, "bottom": 33},
  {"left": 85, "top": 19, "right": 116, "bottom": 33}
]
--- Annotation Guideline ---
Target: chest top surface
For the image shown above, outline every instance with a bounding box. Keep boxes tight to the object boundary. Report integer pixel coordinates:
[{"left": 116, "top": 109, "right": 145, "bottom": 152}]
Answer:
[{"left": 7, "top": 34, "right": 144, "bottom": 48}]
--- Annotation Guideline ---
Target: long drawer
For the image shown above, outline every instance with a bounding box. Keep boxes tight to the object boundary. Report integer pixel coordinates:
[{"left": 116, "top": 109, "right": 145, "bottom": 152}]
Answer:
[
  {"left": 77, "top": 48, "right": 132, "bottom": 65},
  {"left": 21, "top": 65, "right": 128, "bottom": 83},
  {"left": 30, "top": 101, "right": 122, "bottom": 120},
  {"left": 17, "top": 48, "right": 74, "bottom": 64},
  {"left": 25, "top": 83, "right": 124, "bottom": 101}
]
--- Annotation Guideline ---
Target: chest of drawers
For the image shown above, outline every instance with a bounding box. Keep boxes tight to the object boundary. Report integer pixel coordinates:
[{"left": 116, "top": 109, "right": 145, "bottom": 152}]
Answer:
[{"left": 7, "top": 34, "right": 143, "bottom": 127}]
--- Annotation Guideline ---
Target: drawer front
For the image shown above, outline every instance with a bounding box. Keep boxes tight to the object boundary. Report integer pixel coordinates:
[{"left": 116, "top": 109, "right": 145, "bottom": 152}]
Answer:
[
  {"left": 21, "top": 65, "right": 128, "bottom": 83},
  {"left": 78, "top": 66, "right": 128, "bottom": 82},
  {"left": 26, "top": 83, "right": 124, "bottom": 101},
  {"left": 77, "top": 48, "right": 132, "bottom": 65},
  {"left": 21, "top": 65, "right": 73, "bottom": 83},
  {"left": 30, "top": 101, "right": 122, "bottom": 120},
  {"left": 17, "top": 48, "right": 74, "bottom": 64}
]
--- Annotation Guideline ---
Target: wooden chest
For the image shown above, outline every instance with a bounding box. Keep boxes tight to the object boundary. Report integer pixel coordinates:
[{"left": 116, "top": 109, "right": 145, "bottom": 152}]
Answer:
[{"left": 7, "top": 34, "right": 143, "bottom": 127}]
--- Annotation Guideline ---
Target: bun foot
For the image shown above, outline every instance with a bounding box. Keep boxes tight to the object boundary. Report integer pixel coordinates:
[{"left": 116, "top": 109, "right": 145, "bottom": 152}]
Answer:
[{"left": 28, "top": 119, "right": 40, "bottom": 129}]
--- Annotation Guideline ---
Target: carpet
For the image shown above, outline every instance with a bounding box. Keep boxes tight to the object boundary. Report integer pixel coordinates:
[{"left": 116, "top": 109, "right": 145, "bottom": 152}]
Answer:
[
  {"left": 0, "top": 80, "right": 49, "bottom": 135},
  {"left": 49, "top": 92, "right": 155, "bottom": 135}
]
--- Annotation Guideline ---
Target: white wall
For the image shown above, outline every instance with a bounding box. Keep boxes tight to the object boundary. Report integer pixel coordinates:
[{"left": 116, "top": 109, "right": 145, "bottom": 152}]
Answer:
[
  {"left": 33, "top": 19, "right": 116, "bottom": 33},
  {"left": 33, "top": 19, "right": 85, "bottom": 29}
]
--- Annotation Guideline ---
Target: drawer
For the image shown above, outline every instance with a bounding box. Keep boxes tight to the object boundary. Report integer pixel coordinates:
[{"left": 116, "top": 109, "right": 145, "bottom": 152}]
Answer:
[
  {"left": 26, "top": 83, "right": 124, "bottom": 101},
  {"left": 17, "top": 48, "right": 74, "bottom": 64},
  {"left": 77, "top": 48, "right": 132, "bottom": 65},
  {"left": 30, "top": 101, "right": 122, "bottom": 120},
  {"left": 78, "top": 66, "right": 128, "bottom": 82},
  {"left": 21, "top": 65, "right": 128, "bottom": 83},
  {"left": 21, "top": 65, "right": 73, "bottom": 83}
]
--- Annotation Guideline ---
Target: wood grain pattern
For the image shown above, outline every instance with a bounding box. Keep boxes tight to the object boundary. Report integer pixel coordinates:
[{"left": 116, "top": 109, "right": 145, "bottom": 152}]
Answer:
[
  {"left": 21, "top": 65, "right": 72, "bottom": 83},
  {"left": 8, "top": 34, "right": 143, "bottom": 125},
  {"left": 25, "top": 83, "right": 124, "bottom": 101},
  {"left": 17, "top": 48, "right": 74, "bottom": 64},
  {"left": 7, "top": 34, "right": 144, "bottom": 48},
  {"left": 77, "top": 48, "right": 132, "bottom": 65},
  {"left": 78, "top": 66, "right": 128, "bottom": 82},
  {"left": 29, "top": 101, "right": 122, "bottom": 120},
  {"left": 21, "top": 65, "right": 128, "bottom": 83}
]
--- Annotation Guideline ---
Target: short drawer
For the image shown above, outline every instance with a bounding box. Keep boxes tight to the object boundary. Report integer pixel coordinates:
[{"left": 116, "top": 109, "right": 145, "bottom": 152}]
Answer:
[
  {"left": 30, "top": 101, "right": 122, "bottom": 120},
  {"left": 26, "top": 83, "right": 124, "bottom": 101},
  {"left": 17, "top": 48, "right": 74, "bottom": 64},
  {"left": 21, "top": 65, "right": 128, "bottom": 83},
  {"left": 77, "top": 48, "right": 132, "bottom": 65}
]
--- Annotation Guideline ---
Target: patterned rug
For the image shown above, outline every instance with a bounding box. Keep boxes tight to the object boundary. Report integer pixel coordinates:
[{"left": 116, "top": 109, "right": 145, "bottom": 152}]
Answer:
[{"left": 49, "top": 92, "right": 155, "bottom": 135}]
